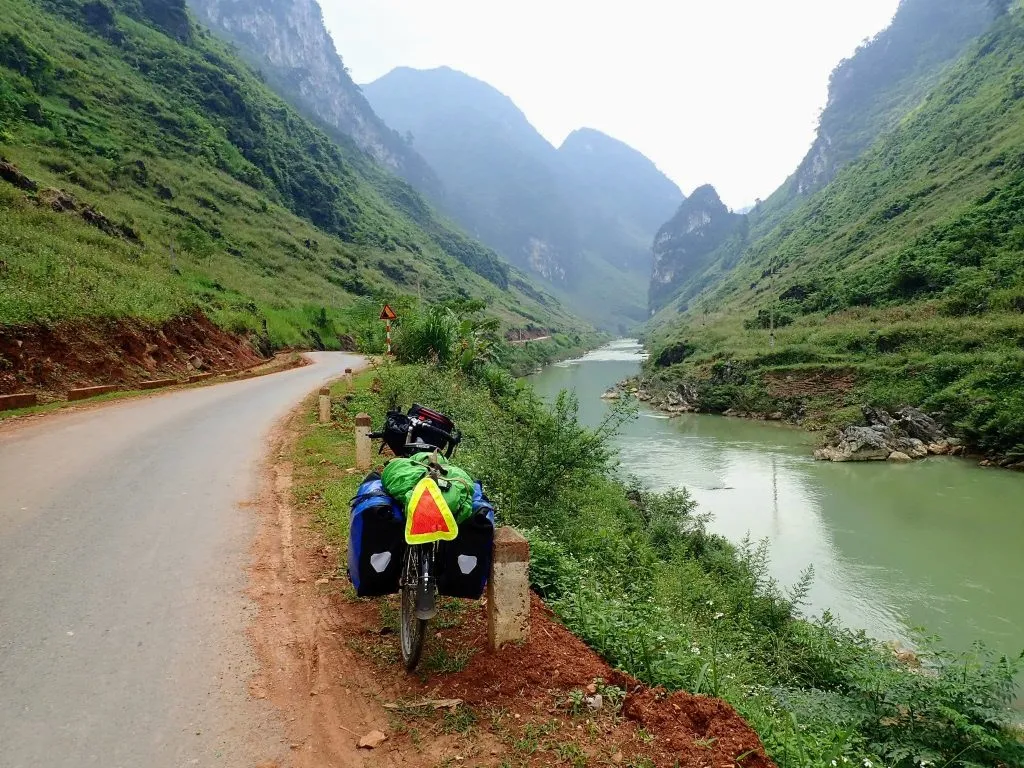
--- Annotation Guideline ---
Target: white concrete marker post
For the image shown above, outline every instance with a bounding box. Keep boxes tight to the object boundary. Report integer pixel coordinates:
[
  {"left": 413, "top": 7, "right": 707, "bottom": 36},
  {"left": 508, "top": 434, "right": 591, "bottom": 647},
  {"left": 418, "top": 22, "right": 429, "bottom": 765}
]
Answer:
[
  {"left": 355, "top": 413, "right": 373, "bottom": 471},
  {"left": 344, "top": 368, "right": 354, "bottom": 388},
  {"left": 487, "top": 527, "right": 531, "bottom": 651},
  {"left": 318, "top": 386, "right": 331, "bottom": 424}
]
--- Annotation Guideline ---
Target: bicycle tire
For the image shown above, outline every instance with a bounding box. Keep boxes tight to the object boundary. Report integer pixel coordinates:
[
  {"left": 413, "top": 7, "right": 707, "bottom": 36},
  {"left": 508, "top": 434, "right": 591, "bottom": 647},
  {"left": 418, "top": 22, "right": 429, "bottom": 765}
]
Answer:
[{"left": 400, "top": 548, "right": 428, "bottom": 670}]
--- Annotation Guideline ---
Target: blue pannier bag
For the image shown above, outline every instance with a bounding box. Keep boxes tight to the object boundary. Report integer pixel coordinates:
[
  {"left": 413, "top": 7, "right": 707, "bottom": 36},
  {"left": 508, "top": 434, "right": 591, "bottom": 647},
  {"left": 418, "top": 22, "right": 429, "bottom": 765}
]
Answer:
[
  {"left": 348, "top": 475, "right": 405, "bottom": 597},
  {"left": 436, "top": 482, "right": 495, "bottom": 599}
]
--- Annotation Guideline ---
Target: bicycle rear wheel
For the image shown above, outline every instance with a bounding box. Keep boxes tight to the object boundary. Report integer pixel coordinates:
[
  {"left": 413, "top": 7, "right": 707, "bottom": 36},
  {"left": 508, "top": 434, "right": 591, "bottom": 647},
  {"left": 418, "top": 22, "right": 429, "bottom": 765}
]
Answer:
[{"left": 400, "top": 547, "right": 430, "bottom": 671}]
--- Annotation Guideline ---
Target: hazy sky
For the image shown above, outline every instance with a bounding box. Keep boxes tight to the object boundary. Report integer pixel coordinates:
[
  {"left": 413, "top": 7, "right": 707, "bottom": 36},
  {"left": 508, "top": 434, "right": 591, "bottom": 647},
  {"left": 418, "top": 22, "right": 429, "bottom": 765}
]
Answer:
[{"left": 321, "top": 0, "right": 902, "bottom": 208}]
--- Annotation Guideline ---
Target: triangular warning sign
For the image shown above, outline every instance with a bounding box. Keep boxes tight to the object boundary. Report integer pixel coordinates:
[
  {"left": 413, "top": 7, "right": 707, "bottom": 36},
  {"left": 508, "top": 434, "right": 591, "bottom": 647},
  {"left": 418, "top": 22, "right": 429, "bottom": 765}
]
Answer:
[
  {"left": 405, "top": 478, "right": 459, "bottom": 544},
  {"left": 380, "top": 304, "right": 398, "bottom": 321}
]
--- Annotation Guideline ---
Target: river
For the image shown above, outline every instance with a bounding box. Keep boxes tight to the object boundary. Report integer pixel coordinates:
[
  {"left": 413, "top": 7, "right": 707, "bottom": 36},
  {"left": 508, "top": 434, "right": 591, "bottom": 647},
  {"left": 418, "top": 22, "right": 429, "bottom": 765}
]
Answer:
[{"left": 529, "top": 339, "right": 1024, "bottom": 670}]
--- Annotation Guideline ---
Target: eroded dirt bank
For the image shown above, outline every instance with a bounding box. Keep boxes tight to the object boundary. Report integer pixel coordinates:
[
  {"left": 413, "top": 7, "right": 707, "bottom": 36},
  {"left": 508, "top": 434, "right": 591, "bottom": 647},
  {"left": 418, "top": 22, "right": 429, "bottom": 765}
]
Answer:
[{"left": 0, "top": 312, "right": 265, "bottom": 396}]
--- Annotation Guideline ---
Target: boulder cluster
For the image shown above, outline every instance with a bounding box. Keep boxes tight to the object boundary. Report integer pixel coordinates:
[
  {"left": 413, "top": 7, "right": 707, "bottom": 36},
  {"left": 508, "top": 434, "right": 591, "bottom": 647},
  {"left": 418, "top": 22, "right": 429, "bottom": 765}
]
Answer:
[
  {"left": 814, "top": 406, "right": 961, "bottom": 463},
  {"left": 603, "top": 382, "right": 699, "bottom": 415}
]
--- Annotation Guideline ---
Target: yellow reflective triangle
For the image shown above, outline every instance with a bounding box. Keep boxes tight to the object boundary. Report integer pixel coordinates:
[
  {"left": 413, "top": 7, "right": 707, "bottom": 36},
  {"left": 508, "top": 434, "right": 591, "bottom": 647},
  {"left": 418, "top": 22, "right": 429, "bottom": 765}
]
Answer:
[{"left": 405, "top": 477, "right": 459, "bottom": 545}]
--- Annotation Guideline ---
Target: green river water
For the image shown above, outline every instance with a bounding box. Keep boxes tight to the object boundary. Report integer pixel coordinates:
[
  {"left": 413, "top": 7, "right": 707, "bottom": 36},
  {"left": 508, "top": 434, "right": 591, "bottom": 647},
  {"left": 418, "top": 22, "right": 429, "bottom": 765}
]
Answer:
[{"left": 529, "top": 339, "right": 1024, "bottom": 672}]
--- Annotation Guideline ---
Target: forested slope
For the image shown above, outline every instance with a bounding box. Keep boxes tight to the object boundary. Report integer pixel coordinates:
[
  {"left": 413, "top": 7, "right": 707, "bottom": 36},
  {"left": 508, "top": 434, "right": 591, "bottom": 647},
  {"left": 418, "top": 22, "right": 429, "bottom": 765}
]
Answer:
[
  {"left": 0, "top": 0, "right": 577, "bottom": 356},
  {"left": 646, "top": 7, "right": 1024, "bottom": 459}
]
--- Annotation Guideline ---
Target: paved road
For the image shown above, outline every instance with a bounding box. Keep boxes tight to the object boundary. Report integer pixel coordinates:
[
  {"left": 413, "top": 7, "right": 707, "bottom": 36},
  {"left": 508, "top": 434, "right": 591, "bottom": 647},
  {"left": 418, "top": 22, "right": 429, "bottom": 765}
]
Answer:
[{"left": 0, "top": 353, "right": 364, "bottom": 768}]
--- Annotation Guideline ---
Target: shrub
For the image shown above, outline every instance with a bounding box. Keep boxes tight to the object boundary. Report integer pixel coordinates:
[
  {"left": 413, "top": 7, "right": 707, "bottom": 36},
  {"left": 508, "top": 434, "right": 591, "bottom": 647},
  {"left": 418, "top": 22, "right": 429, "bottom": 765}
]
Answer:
[{"left": 346, "top": 362, "right": 1024, "bottom": 768}]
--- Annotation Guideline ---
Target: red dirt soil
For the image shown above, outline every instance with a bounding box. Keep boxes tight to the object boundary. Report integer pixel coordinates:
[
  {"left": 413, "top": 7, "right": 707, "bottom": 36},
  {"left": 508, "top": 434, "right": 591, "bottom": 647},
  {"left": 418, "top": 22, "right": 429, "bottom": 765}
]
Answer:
[
  {"left": 440, "top": 597, "right": 773, "bottom": 768},
  {"left": 0, "top": 311, "right": 264, "bottom": 397},
  {"left": 762, "top": 368, "right": 856, "bottom": 400},
  {"left": 264, "top": 408, "right": 775, "bottom": 767}
]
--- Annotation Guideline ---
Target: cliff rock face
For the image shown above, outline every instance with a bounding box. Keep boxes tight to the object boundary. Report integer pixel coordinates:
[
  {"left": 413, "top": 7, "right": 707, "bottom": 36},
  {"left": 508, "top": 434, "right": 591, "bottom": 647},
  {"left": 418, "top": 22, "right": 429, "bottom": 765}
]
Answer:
[
  {"left": 186, "top": 0, "right": 441, "bottom": 195},
  {"left": 786, "top": 0, "right": 993, "bottom": 201},
  {"left": 650, "top": 186, "right": 742, "bottom": 312}
]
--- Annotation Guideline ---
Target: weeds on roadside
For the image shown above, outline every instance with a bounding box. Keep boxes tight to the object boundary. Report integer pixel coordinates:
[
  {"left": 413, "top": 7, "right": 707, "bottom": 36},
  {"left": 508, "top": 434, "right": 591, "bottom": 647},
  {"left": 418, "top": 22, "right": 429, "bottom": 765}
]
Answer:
[{"left": 343, "top": 363, "right": 1024, "bottom": 768}]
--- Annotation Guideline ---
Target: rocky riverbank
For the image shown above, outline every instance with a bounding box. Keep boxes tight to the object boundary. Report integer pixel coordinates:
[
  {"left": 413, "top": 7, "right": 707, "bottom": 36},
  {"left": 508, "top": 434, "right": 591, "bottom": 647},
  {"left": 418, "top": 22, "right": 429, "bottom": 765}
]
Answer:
[
  {"left": 604, "top": 378, "right": 1024, "bottom": 470},
  {"left": 813, "top": 406, "right": 963, "bottom": 463}
]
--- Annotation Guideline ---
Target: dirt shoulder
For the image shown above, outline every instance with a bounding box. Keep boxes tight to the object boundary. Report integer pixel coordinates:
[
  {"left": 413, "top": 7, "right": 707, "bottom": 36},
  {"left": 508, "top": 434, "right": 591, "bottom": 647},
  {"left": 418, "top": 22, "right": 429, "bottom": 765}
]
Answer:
[
  {"left": 0, "top": 312, "right": 269, "bottom": 398},
  {"left": 249, "top": 376, "right": 774, "bottom": 767},
  {"left": 0, "top": 351, "right": 307, "bottom": 427}
]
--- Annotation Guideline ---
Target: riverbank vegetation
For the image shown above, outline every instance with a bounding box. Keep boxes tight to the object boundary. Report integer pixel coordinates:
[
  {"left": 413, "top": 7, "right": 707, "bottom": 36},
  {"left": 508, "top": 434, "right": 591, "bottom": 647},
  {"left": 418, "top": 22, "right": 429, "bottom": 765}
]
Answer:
[
  {"left": 643, "top": 9, "right": 1024, "bottom": 463},
  {"left": 389, "top": 300, "right": 603, "bottom": 376},
  {"left": 641, "top": 308, "right": 1024, "bottom": 462},
  {"left": 330, "top": 350, "right": 1023, "bottom": 768}
]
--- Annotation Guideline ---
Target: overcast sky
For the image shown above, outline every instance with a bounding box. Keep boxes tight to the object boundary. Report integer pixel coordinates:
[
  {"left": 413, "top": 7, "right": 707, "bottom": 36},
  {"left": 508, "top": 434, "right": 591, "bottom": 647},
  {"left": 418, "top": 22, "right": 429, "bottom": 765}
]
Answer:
[{"left": 321, "top": 0, "right": 902, "bottom": 209}]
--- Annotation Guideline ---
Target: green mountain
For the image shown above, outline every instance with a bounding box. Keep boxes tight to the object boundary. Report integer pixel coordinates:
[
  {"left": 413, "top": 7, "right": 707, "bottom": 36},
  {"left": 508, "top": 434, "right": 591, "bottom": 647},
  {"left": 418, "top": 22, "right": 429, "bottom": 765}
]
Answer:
[
  {"left": 363, "top": 67, "right": 682, "bottom": 331},
  {"left": 646, "top": 5, "right": 1024, "bottom": 459},
  {"left": 649, "top": 185, "right": 743, "bottom": 313},
  {"left": 0, "top": 0, "right": 579, "bottom": 354},
  {"left": 650, "top": 0, "right": 997, "bottom": 314},
  {"left": 186, "top": 0, "right": 443, "bottom": 200},
  {"left": 557, "top": 127, "right": 682, "bottom": 276},
  {"left": 780, "top": 0, "right": 995, "bottom": 204}
]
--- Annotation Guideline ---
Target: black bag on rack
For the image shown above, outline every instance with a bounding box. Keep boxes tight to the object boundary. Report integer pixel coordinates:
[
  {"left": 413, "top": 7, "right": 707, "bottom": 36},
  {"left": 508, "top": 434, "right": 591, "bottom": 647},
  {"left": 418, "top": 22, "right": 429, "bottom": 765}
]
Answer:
[
  {"left": 436, "top": 482, "right": 496, "bottom": 599},
  {"left": 347, "top": 475, "right": 405, "bottom": 597}
]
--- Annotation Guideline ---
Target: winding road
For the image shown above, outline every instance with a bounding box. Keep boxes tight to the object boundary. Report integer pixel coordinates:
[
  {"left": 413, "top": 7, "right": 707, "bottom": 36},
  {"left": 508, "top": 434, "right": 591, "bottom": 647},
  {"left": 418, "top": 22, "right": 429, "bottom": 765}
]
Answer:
[{"left": 0, "top": 353, "right": 364, "bottom": 768}]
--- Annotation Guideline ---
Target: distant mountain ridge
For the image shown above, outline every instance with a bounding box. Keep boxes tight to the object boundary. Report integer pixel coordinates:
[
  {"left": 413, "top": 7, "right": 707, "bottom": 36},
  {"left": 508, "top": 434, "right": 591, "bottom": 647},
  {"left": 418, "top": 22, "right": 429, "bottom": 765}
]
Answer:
[
  {"left": 365, "top": 66, "right": 579, "bottom": 282},
  {"left": 558, "top": 127, "right": 683, "bottom": 275},
  {"left": 364, "top": 66, "right": 683, "bottom": 329}
]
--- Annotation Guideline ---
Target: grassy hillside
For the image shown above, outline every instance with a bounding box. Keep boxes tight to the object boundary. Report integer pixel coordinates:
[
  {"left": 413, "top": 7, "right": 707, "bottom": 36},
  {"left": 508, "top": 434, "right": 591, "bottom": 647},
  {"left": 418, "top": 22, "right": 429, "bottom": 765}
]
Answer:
[
  {"left": 646, "top": 7, "right": 1024, "bottom": 459},
  {"left": 0, "top": 0, "right": 579, "bottom": 351},
  {"left": 649, "top": 0, "right": 996, "bottom": 317}
]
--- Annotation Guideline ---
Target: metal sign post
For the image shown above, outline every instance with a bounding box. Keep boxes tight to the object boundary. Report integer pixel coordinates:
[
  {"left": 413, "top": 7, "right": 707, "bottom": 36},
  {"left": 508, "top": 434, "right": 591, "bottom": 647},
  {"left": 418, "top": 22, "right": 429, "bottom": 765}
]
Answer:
[{"left": 380, "top": 304, "right": 398, "bottom": 356}]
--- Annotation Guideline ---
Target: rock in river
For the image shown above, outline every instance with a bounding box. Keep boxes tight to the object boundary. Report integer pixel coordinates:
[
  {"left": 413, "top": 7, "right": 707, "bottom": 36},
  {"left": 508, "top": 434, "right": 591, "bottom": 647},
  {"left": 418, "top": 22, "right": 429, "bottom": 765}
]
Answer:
[{"left": 814, "top": 426, "right": 892, "bottom": 462}]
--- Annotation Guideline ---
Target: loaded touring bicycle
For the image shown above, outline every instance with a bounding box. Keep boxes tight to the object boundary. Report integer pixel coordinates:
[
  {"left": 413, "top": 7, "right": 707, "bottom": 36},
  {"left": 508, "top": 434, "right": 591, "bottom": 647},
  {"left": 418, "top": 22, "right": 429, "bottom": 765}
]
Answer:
[{"left": 347, "top": 405, "right": 496, "bottom": 670}]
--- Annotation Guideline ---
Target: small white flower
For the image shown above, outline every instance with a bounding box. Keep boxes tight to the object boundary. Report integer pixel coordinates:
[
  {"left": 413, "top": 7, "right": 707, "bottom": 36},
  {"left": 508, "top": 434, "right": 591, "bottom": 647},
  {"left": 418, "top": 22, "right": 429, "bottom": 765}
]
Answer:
[
  {"left": 706, "top": 600, "right": 714, "bottom": 606},
  {"left": 690, "top": 645, "right": 701, "bottom": 655},
  {"left": 831, "top": 761, "right": 837, "bottom": 767},
  {"left": 863, "top": 760, "right": 873, "bottom": 768},
  {"left": 713, "top": 612, "right": 725, "bottom": 620}
]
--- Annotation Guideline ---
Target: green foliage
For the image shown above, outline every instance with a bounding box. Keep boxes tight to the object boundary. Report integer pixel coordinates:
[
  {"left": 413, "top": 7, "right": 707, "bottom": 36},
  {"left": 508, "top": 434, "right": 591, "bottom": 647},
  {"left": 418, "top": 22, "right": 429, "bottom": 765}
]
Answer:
[
  {"left": 392, "top": 302, "right": 502, "bottom": 373},
  {"left": 0, "top": 0, "right": 578, "bottom": 345},
  {"left": 647, "top": 10, "right": 1024, "bottom": 457},
  {"left": 333, "top": 361, "right": 1023, "bottom": 768}
]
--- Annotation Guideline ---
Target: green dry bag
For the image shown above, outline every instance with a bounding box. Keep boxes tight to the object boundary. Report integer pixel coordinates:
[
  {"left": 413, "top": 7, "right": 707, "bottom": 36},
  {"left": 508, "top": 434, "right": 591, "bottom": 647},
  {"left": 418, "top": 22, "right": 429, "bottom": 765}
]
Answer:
[{"left": 380, "top": 452, "right": 475, "bottom": 523}]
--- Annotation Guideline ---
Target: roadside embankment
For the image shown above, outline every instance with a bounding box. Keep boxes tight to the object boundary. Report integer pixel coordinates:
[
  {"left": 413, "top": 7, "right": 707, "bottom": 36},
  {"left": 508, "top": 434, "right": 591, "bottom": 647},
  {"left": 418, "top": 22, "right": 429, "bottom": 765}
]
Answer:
[
  {"left": 0, "top": 311, "right": 264, "bottom": 399},
  {"left": 291, "top": 361, "right": 1024, "bottom": 768},
  {"left": 275, "top": 365, "right": 775, "bottom": 767}
]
